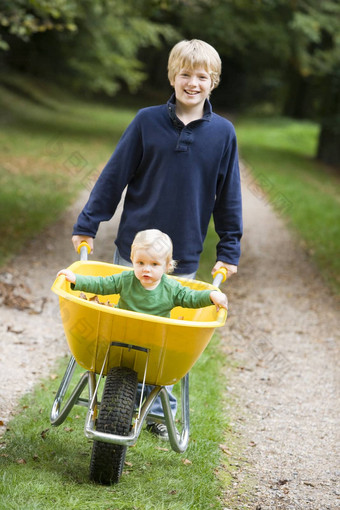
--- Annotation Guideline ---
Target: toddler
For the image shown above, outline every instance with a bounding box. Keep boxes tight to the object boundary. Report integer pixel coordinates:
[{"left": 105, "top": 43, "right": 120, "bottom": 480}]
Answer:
[{"left": 58, "top": 229, "right": 228, "bottom": 317}]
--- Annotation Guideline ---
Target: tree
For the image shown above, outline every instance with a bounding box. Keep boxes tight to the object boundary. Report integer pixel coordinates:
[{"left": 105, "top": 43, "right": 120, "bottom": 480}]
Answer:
[
  {"left": 0, "top": 0, "right": 178, "bottom": 95},
  {"left": 0, "top": 0, "right": 78, "bottom": 50},
  {"left": 287, "top": 1, "right": 340, "bottom": 167}
]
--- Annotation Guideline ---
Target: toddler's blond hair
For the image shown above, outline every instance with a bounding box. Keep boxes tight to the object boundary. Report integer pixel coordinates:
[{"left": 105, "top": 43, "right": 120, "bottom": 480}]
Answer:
[
  {"left": 131, "top": 229, "right": 176, "bottom": 273},
  {"left": 168, "top": 39, "right": 222, "bottom": 90}
]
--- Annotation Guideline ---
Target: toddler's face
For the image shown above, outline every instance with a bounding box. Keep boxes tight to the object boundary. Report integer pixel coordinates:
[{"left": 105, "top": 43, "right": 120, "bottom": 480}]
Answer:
[{"left": 132, "top": 248, "right": 168, "bottom": 290}]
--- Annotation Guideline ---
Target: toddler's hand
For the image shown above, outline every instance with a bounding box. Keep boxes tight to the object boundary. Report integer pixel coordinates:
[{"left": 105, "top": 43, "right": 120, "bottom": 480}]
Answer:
[
  {"left": 57, "top": 269, "right": 76, "bottom": 284},
  {"left": 210, "top": 290, "right": 228, "bottom": 311}
]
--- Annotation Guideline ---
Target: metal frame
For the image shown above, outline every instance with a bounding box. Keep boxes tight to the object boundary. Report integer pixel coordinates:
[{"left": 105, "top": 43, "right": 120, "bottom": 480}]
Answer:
[{"left": 50, "top": 349, "right": 190, "bottom": 454}]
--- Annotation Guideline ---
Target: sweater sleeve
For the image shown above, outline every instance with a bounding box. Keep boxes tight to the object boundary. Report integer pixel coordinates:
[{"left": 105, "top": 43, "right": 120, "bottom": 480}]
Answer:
[
  {"left": 72, "top": 114, "right": 143, "bottom": 237},
  {"left": 72, "top": 273, "right": 122, "bottom": 295},
  {"left": 172, "top": 284, "right": 213, "bottom": 309},
  {"left": 213, "top": 126, "right": 243, "bottom": 266}
]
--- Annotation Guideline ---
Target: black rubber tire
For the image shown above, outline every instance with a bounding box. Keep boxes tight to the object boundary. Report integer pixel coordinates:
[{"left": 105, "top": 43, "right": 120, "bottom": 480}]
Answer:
[{"left": 89, "top": 366, "right": 138, "bottom": 484}]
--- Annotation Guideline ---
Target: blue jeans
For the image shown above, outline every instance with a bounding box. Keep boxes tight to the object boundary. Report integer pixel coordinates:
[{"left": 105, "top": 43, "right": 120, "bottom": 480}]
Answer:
[{"left": 113, "top": 247, "right": 196, "bottom": 419}]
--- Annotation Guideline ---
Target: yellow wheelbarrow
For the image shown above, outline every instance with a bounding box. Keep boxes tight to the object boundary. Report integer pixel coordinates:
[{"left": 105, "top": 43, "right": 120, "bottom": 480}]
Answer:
[{"left": 50, "top": 243, "right": 227, "bottom": 484}]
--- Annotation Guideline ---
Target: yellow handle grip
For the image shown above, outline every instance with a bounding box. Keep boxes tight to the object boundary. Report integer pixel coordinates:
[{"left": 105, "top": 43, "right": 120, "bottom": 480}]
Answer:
[
  {"left": 213, "top": 267, "right": 228, "bottom": 283},
  {"left": 77, "top": 241, "right": 91, "bottom": 255}
]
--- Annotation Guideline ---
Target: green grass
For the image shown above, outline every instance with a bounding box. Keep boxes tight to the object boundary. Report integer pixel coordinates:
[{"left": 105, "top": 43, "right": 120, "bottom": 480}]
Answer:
[
  {"left": 0, "top": 336, "right": 229, "bottom": 510},
  {"left": 0, "top": 75, "right": 136, "bottom": 266},
  {"left": 235, "top": 115, "right": 340, "bottom": 293}
]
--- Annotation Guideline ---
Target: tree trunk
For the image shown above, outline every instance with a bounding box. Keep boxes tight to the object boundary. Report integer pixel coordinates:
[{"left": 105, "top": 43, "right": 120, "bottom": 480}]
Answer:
[
  {"left": 316, "top": 75, "right": 340, "bottom": 170},
  {"left": 317, "top": 124, "right": 340, "bottom": 169},
  {"left": 283, "top": 66, "right": 310, "bottom": 119}
]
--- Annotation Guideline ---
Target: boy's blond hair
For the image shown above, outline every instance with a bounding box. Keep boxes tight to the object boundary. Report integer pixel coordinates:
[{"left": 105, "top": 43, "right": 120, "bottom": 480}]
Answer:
[
  {"left": 168, "top": 39, "right": 221, "bottom": 90},
  {"left": 130, "top": 229, "right": 176, "bottom": 273}
]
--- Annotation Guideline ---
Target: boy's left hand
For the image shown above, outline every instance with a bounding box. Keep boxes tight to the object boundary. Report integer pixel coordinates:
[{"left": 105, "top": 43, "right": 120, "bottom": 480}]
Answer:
[{"left": 211, "top": 261, "right": 237, "bottom": 279}]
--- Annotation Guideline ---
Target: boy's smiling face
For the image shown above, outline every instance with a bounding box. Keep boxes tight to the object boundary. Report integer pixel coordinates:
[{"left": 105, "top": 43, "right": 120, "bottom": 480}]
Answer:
[{"left": 171, "top": 67, "right": 213, "bottom": 110}]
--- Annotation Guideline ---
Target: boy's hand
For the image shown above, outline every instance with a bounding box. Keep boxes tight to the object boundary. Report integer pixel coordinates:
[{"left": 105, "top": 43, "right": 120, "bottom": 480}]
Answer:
[
  {"left": 72, "top": 235, "right": 94, "bottom": 254},
  {"left": 211, "top": 261, "right": 237, "bottom": 279},
  {"left": 57, "top": 269, "right": 76, "bottom": 284},
  {"left": 210, "top": 290, "right": 228, "bottom": 311}
]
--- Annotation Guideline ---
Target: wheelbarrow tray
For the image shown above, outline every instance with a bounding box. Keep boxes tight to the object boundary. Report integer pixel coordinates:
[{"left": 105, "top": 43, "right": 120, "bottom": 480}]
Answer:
[{"left": 51, "top": 261, "right": 227, "bottom": 386}]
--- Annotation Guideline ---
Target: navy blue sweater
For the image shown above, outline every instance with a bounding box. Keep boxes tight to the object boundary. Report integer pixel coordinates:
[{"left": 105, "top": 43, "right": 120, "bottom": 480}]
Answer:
[{"left": 73, "top": 95, "right": 242, "bottom": 274}]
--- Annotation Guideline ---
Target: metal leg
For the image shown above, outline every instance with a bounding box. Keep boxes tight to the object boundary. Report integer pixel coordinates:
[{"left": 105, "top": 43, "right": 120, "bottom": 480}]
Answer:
[
  {"left": 50, "top": 356, "right": 89, "bottom": 426},
  {"left": 160, "top": 374, "right": 190, "bottom": 453}
]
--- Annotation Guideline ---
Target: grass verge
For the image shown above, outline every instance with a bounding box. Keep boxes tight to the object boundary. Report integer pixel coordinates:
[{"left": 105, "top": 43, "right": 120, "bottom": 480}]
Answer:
[
  {"left": 0, "top": 75, "right": 135, "bottom": 267},
  {"left": 0, "top": 335, "right": 228, "bottom": 510},
  {"left": 235, "top": 115, "right": 340, "bottom": 294}
]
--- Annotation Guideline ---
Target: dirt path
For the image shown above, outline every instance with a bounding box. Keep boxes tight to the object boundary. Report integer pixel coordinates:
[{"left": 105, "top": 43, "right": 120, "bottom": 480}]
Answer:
[
  {"left": 0, "top": 169, "right": 339, "bottom": 509},
  {"left": 0, "top": 191, "right": 123, "bottom": 431},
  {"left": 220, "top": 166, "right": 339, "bottom": 509}
]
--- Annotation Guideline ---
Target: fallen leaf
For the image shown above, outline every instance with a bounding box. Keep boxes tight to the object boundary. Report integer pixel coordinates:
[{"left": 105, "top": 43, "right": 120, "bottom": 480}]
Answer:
[
  {"left": 303, "top": 481, "right": 315, "bottom": 487},
  {"left": 169, "top": 490, "right": 177, "bottom": 495},
  {"left": 16, "top": 458, "right": 26, "bottom": 464},
  {"left": 181, "top": 458, "right": 192, "bottom": 465},
  {"left": 155, "top": 446, "right": 169, "bottom": 452},
  {"left": 124, "top": 461, "right": 133, "bottom": 467},
  {"left": 7, "top": 325, "right": 24, "bottom": 334},
  {"left": 219, "top": 443, "right": 232, "bottom": 455},
  {"left": 50, "top": 374, "right": 58, "bottom": 380},
  {"left": 64, "top": 427, "right": 73, "bottom": 432},
  {"left": 40, "top": 428, "right": 50, "bottom": 440}
]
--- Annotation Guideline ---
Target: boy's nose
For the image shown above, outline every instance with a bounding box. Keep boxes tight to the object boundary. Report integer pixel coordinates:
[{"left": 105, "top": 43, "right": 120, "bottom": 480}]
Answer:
[{"left": 188, "top": 75, "right": 199, "bottom": 86}]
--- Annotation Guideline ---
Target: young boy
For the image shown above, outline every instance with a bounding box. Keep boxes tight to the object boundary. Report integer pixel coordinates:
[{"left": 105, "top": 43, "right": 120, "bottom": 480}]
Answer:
[
  {"left": 58, "top": 229, "right": 229, "bottom": 316},
  {"left": 70, "top": 39, "right": 242, "bottom": 437}
]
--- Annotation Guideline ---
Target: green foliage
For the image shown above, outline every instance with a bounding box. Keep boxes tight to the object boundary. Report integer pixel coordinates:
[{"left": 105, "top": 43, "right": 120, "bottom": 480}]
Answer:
[
  {"left": 0, "top": 0, "right": 179, "bottom": 94},
  {"left": 0, "top": 0, "right": 78, "bottom": 49},
  {"left": 289, "top": 0, "right": 340, "bottom": 76},
  {"left": 65, "top": 0, "right": 178, "bottom": 95}
]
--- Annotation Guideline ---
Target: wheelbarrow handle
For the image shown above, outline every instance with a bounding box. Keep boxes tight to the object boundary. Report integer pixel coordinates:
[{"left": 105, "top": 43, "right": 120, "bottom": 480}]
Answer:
[
  {"left": 212, "top": 267, "right": 228, "bottom": 288},
  {"left": 77, "top": 241, "right": 91, "bottom": 261}
]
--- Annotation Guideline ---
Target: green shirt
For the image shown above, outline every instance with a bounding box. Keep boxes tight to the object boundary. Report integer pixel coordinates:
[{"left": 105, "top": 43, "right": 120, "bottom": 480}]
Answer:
[{"left": 73, "top": 271, "right": 213, "bottom": 318}]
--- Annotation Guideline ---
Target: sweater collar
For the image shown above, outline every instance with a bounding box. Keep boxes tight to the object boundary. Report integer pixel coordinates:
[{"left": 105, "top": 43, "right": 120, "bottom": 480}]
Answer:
[{"left": 167, "top": 93, "right": 212, "bottom": 126}]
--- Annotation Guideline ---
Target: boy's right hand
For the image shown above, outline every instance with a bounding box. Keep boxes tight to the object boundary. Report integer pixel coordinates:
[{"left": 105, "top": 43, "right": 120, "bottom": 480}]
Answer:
[
  {"left": 72, "top": 235, "right": 94, "bottom": 254},
  {"left": 57, "top": 269, "right": 76, "bottom": 284}
]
